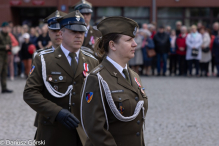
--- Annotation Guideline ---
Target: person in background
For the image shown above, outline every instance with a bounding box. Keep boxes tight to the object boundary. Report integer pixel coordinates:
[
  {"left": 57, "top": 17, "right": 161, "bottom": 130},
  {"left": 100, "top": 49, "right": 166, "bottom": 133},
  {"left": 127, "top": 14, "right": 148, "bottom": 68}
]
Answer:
[
  {"left": 74, "top": 0, "right": 101, "bottom": 51},
  {"left": 19, "top": 33, "right": 34, "bottom": 77},
  {"left": 0, "top": 22, "right": 13, "bottom": 93},
  {"left": 129, "top": 29, "right": 143, "bottom": 75},
  {"left": 207, "top": 29, "right": 216, "bottom": 76},
  {"left": 153, "top": 25, "right": 170, "bottom": 76},
  {"left": 148, "top": 24, "right": 156, "bottom": 39},
  {"left": 211, "top": 22, "right": 219, "bottom": 76},
  {"left": 141, "top": 29, "right": 154, "bottom": 76},
  {"left": 175, "top": 21, "right": 182, "bottom": 36},
  {"left": 165, "top": 25, "right": 171, "bottom": 35},
  {"left": 8, "top": 26, "right": 19, "bottom": 81},
  {"left": 142, "top": 23, "right": 148, "bottom": 30},
  {"left": 197, "top": 22, "right": 203, "bottom": 32},
  {"left": 35, "top": 26, "right": 42, "bottom": 37},
  {"left": 37, "top": 24, "right": 52, "bottom": 49},
  {"left": 186, "top": 25, "right": 203, "bottom": 77},
  {"left": 199, "top": 27, "right": 211, "bottom": 77},
  {"left": 212, "top": 31, "right": 219, "bottom": 77},
  {"left": 148, "top": 23, "right": 157, "bottom": 75},
  {"left": 169, "top": 30, "right": 177, "bottom": 76},
  {"left": 176, "top": 26, "right": 188, "bottom": 76},
  {"left": 29, "top": 27, "right": 38, "bottom": 48}
]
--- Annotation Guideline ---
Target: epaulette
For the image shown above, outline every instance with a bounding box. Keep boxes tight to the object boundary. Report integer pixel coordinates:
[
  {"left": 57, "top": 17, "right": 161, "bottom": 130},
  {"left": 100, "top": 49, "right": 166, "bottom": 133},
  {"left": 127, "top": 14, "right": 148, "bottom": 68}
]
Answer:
[
  {"left": 91, "top": 64, "right": 103, "bottom": 74},
  {"left": 81, "top": 46, "right": 94, "bottom": 55},
  {"left": 81, "top": 49, "right": 98, "bottom": 61},
  {"left": 38, "top": 47, "right": 55, "bottom": 56}
]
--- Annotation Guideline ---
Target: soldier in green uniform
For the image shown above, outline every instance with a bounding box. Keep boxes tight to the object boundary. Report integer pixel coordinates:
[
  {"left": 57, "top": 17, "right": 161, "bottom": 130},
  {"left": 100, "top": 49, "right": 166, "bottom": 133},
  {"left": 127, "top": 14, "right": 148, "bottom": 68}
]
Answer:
[
  {"left": 23, "top": 10, "right": 98, "bottom": 146},
  {"left": 80, "top": 17, "right": 148, "bottom": 146},
  {"left": 0, "top": 22, "right": 13, "bottom": 93},
  {"left": 33, "top": 10, "right": 67, "bottom": 58},
  {"left": 74, "top": 0, "right": 101, "bottom": 53},
  {"left": 32, "top": 10, "right": 67, "bottom": 129}
]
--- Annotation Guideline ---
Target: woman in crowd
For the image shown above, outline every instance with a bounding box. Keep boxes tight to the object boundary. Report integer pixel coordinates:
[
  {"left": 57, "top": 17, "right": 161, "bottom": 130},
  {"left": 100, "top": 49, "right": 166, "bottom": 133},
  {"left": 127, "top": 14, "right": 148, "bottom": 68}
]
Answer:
[
  {"left": 176, "top": 26, "right": 188, "bottom": 76},
  {"left": 19, "top": 33, "right": 34, "bottom": 77},
  {"left": 186, "top": 25, "right": 203, "bottom": 76},
  {"left": 169, "top": 30, "right": 177, "bottom": 76},
  {"left": 141, "top": 29, "right": 154, "bottom": 76},
  {"left": 129, "top": 29, "right": 143, "bottom": 74},
  {"left": 199, "top": 27, "right": 211, "bottom": 77},
  {"left": 212, "top": 31, "right": 219, "bottom": 77},
  {"left": 81, "top": 17, "right": 148, "bottom": 146}
]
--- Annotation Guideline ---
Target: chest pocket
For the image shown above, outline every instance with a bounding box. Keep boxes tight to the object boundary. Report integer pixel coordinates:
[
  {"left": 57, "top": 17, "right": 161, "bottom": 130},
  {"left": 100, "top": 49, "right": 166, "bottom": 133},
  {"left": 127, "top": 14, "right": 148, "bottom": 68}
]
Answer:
[
  {"left": 112, "top": 94, "right": 132, "bottom": 117},
  {"left": 46, "top": 75, "right": 67, "bottom": 91}
]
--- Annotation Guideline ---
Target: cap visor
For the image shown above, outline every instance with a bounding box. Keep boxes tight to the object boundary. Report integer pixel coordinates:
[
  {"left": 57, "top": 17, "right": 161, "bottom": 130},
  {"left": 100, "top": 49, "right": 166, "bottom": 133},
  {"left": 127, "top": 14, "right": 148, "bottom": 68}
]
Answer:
[
  {"left": 65, "top": 24, "right": 87, "bottom": 32},
  {"left": 80, "top": 9, "right": 93, "bottom": 14},
  {"left": 48, "top": 23, "right": 61, "bottom": 30}
]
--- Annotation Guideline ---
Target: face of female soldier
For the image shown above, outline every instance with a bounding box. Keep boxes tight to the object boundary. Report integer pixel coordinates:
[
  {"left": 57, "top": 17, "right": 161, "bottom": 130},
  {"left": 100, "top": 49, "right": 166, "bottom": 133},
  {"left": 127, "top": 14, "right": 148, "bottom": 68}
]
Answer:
[
  {"left": 109, "top": 35, "right": 137, "bottom": 64},
  {"left": 61, "top": 28, "right": 85, "bottom": 52}
]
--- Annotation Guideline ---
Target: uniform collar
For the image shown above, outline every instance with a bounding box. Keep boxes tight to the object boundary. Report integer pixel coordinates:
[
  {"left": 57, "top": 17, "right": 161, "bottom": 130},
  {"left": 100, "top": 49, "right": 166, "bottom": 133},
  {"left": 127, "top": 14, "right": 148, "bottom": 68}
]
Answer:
[
  {"left": 106, "top": 56, "right": 127, "bottom": 75},
  {"left": 60, "top": 44, "right": 80, "bottom": 59}
]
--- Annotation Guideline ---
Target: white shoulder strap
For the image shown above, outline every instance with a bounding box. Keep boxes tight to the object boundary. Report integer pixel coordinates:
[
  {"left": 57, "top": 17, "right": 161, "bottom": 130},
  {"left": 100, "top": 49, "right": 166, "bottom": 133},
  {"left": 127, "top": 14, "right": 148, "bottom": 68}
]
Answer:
[
  {"left": 41, "top": 54, "right": 73, "bottom": 109},
  {"left": 81, "top": 50, "right": 98, "bottom": 61}
]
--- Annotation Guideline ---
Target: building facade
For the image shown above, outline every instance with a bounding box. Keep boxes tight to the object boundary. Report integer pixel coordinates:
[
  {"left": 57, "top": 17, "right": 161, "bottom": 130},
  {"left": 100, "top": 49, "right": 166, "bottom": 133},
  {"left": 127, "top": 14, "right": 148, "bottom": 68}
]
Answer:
[{"left": 1, "top": 0, "right": 219, "bottom": 28}]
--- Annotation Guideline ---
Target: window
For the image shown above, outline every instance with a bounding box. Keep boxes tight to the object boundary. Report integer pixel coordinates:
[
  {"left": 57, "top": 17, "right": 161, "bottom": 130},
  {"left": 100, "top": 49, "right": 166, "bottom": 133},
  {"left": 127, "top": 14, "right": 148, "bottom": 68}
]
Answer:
[{"left": 97, "top": 7, "right": 121, "bottom": 17}]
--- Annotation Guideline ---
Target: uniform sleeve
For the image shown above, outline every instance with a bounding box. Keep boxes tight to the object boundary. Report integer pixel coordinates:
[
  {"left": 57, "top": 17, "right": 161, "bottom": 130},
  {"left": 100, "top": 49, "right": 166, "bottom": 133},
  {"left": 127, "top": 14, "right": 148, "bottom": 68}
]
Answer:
[
  {"left": 82, "top": 74, "right": 117, "bottom": 146},
  {"left": 23, "top": 54, "right": 62, "bottom": 124}
]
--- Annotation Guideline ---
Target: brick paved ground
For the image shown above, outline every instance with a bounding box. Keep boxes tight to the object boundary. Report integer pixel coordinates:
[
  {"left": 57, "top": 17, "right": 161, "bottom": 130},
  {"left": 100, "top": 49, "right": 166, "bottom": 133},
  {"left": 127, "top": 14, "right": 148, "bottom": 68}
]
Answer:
[{"left": 0, "top": 76, "right": 218, "bottom": 146}]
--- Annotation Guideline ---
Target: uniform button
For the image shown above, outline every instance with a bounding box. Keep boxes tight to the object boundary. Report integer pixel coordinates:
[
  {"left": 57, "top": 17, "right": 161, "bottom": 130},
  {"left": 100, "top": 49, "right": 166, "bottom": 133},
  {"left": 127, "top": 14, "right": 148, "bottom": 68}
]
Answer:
[
  {"left": 73, "top": 82, "right": 76, "bottom": 85},
  {"left": 72, "top": 92, "right": 76, "bottom": 95},
  {"left": 54, "top": 79, "right": 58, "bottom": 82},
  {"left": 118, "top": 98, "right": 121, "bottom": 101},
  {"left": 135, "top": 97, "right": 139, "bottom": 101},
  {"left": 136, "top": 132, "right": 140, "bottom": 137},
  {"left": 137, "top": 120, "right": 140, "bottom": 125},
  {"left": 72, "top": 103, "right": 75, "bottom": 106}
]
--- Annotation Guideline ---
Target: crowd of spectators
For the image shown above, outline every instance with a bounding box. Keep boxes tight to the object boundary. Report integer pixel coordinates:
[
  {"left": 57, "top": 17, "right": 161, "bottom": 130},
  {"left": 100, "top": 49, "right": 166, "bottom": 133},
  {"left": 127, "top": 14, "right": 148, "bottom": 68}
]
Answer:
[
  {"left": 1, "top": 20, "right": 219, "bottom": 81},
  {"left": 129, "top": 21, "right": 219, "bottom": 77}
]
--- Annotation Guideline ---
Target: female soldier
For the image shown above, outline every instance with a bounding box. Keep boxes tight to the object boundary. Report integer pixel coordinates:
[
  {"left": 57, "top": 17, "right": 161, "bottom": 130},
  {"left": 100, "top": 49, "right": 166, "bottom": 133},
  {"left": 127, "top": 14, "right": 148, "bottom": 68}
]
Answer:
[{"left": 80, "top": 16, "right": 148, "bottom": 146}]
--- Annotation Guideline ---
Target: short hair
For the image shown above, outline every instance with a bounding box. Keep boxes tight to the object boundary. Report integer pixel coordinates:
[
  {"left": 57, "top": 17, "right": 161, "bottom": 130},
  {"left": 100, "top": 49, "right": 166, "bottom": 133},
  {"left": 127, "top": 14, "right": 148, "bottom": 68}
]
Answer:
[
  {"left": 176, "top": 21, "right": 182, "bottom": 25},
  {"left": 180, "top": 26, "right": 187, "bottom": 31}
]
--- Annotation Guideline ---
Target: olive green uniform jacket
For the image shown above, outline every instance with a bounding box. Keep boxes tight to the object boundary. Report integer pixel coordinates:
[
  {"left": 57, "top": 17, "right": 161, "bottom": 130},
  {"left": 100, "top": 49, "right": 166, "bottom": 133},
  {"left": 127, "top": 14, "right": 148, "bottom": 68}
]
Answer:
[
  {"left": 0, "top": 32, "right": 11, "bottom": 90},
  {"left": 23, "top": 46, "right": 99, "bottom": 146},
  {"left": 83, "top": 26, "right": 101, "bottom": 50},
  {"left": 81, "top": 58, "right": 148, "bottom": 146}
]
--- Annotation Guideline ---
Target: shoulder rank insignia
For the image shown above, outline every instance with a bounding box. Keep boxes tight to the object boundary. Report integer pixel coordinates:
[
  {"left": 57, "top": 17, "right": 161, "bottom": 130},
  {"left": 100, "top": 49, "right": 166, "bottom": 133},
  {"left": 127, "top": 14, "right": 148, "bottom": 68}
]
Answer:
[
  {"left": 29, "top": 65, "right": 35, "bottom": 75},
  {"left": 86, "top": 92, "right": 93, "bottom": 103}
]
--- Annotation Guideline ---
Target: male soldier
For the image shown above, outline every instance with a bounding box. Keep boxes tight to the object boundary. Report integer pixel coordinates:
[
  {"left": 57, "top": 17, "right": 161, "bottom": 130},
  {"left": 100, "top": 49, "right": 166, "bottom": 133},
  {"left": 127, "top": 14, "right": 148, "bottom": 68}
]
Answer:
[
  {"left": 32, "top": 10, "right": 67, "bottom": 129},
  {"left": 23, "top": 10, "right": 99, "bottom": 146},
  {"left": 74, "top": 0, "right": 101, "bottom": 52},
  {"left": 0, "top": 22, "right": 13, "bottom": 93}
]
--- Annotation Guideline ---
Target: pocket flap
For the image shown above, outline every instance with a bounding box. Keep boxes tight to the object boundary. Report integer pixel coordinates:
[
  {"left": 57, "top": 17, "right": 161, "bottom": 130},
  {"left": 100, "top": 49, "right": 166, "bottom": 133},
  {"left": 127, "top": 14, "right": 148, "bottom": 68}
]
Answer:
[{"left": 46, "top": 75, "right": 66, "bottom": 83}]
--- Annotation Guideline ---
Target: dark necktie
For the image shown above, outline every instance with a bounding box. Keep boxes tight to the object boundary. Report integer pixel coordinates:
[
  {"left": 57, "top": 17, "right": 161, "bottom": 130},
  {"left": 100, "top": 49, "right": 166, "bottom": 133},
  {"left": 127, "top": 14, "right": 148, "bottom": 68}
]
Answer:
[
  {"left": 69, "top": 52, "right": 78, "bottom": 75},
  {"left": 123, "top": 69, "right": 131, "bottom": 84}
]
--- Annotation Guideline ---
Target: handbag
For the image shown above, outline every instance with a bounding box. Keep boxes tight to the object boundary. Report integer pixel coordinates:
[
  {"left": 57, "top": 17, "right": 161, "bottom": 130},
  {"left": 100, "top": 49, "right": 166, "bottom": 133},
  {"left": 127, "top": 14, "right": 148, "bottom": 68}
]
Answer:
[
  {"left": 12, "top": 46, "right": 20, "bottom": 55},
  {"left": 202, "top": 47, "right": 210, "bottom": 53},
  {"left": 146, "top": 48, "right": 156, "bottom": 58},
  {"left": 191, "top": 48, "right": 199, "bottom": 57}
]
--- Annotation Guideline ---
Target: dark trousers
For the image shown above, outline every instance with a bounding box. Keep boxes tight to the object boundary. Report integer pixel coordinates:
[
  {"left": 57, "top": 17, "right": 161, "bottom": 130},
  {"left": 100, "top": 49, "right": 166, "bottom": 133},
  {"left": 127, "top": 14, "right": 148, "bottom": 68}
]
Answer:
[
  {"left": 0, "top": 53, "right": 7, "bottom": 90},
  {"left": 187, "top": 59, "right": 200, "bottom": 75},
  {"left": 157, "top": 53, "right": 167, "bottom": 75},
  {"left": 200, "top": 62, "right": 209, "bottom": 76},
  {"left": 211, "top": 55, "right": 215, "bottom": 73},
  {"left": 169, "top": 54, "right": 177, "bottom": 75},
  {"left": 151, "top": 56, "right": 157, "bottom": 75},
  {"left": 177, "top": 55, "right": 187, "bottom": 75},
  {"left": 216, "top": 64, "right": 219, "bottom": 76}
]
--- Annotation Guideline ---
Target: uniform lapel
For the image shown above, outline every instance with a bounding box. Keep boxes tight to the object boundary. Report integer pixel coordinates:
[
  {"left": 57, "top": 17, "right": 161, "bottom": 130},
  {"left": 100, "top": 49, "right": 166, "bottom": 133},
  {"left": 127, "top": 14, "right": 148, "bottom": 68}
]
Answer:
[
  {"left": 102, "top": 58, "right": 137, "bottom": 94},
  {"left": 74, "top": 50, "right": 86, "bottom": 79},
  {"left": 55, "top": 46, "right": 74, "bottom": 78}
]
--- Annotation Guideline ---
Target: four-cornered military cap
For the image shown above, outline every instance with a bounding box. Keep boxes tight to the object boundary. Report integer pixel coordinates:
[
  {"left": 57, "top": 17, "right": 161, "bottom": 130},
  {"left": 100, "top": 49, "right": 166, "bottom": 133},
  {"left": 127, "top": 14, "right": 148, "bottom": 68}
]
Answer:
[
  {"left": 58, "top": 10, "right": 87, "bottom": 32},
  {"left": 97, "top": 16, "right": 139, "bottom": 38},
  {"left": 73, "top": 0, "right": 93, "bottom": 13},
  {"left": 43, "top": 10, "right": 67, "bottom": 30}
]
